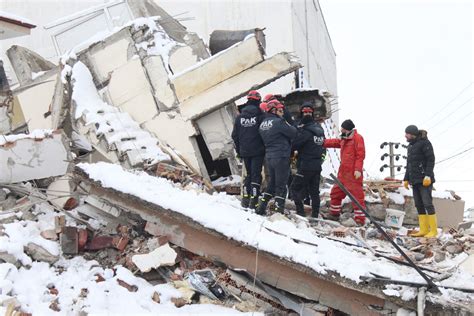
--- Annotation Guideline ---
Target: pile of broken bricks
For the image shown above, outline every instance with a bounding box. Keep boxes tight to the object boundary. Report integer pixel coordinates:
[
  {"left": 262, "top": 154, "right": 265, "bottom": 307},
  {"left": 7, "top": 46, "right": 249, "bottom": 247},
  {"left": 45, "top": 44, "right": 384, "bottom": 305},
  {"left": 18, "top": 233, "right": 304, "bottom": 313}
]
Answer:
[{"left": 0, "top": 185, "right": 337, "bottom": 315}]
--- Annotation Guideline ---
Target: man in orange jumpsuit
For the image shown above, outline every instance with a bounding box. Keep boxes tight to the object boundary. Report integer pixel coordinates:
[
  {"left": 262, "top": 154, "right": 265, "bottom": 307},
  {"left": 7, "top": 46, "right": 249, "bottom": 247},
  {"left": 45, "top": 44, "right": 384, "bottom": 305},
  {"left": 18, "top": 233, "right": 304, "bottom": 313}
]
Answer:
[{"left": 324, "top": 119, "right": 366, "bottom": 225}]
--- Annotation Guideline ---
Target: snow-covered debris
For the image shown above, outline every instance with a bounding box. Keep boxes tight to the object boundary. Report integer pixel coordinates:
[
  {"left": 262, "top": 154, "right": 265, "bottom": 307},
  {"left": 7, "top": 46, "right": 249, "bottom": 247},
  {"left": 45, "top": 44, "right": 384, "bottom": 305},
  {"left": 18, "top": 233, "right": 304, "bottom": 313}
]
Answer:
[
  {"left": 76, "top": 162, "right": 474, "bottom": 291},
  {"left": 0, "top": 199, "right": 261, "bottom": 315},
  {"left": 0, "top": 129, "right": 54, "bottom": 146},
  {"left": 71, "top": 61, "right": 170, "bottom": 164}
]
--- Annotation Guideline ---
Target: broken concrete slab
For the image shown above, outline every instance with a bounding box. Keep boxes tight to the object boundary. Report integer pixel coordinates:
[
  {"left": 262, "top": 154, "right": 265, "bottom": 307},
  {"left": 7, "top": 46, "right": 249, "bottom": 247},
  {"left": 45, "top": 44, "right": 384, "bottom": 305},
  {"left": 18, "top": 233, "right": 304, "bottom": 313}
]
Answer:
[
  {"left": 84, "top": 196, "right": 121, "bottom": 217},
  {"left": 13, "top": 76, "right": 57, "bottom": 130},
  {"left": 78, "top": 28, "right": 135, "bottom": 87},
  {"left": 195, "top": 106, "right": 234, "bottom": 160},
  {"left": 25, "top": 242, "right": 59, "bottom": 264},
  {"left": 168, "top": 45, "right": 200, "bottom": 75},
  {"left": 132, "top": 243, "right": 177, "bottom": 272},
  {"left": 143, "top": 55, "right": 178, "bottom": 111},
  {"left": 46, "top": 176, "right": 73, "bottom": 210},
  {"left": 0, "top": 131, "right": 70, "bottom": 184},
  {"left": 107, "top": 58, "right": 159, "bottom": 124},
  {"left": 178, "top": 52, "right": 301, "bottom": 120},
  {"left": 171, "top": 36, "right": 264, "bottom": 103},
  {"left": 209, "top": 29, "right": 266, "bottom": 56},
  {"left": 6, "top": 45, "right": 56, "bottom": 86},
  {"left": 127, "top": 0, "right": 209, "bottom": 60},
  {"left": 143, "top": 112, "right": 202, "bottom": 174}
]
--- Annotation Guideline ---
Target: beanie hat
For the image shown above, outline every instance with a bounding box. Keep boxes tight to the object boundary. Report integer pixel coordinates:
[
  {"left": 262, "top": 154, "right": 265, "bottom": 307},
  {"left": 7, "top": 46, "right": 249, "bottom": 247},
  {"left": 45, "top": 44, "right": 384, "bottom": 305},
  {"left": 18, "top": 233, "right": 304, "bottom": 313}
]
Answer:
[
  {"left": 341, "top": 119, "right": 355, "bottom": 131},
  {"left": 300, "top": 101, "right": 314, "bottom": 113},
  {"left": 405, "top": 125, "right": 419, "bottom": 136}
]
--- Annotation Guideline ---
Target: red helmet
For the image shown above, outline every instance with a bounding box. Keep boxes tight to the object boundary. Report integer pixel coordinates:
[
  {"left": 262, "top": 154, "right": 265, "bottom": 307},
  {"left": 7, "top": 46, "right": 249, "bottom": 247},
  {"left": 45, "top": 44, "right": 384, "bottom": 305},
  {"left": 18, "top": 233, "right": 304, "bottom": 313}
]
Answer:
[
  {"left": 259, "top": 102, "right": 268, "bottom": 112},
  {"left": 247, "top": 90, "right": 261, "bottom": 101},
  {"left": 266, "top": 100, "right": 284, "bottom": 113},
  {"left": 263, "top": 94, "right": 276, "bottom": 102}
]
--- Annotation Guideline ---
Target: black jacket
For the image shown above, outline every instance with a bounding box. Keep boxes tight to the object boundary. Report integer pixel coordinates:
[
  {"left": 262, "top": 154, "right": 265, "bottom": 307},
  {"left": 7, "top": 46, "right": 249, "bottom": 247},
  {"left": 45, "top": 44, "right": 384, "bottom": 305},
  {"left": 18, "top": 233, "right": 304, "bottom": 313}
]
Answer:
[
  {"left": 293, "top": 121, "right": 325, "bottom": 171},
  {"left": 259, "top": 113, "right": 297, "bottom": 159},
  {"left": 403, "top": 130, "right": 435, "bottom": 185},
  {"left": 231, "top": 104, "right": 265, "bottom": 157}
]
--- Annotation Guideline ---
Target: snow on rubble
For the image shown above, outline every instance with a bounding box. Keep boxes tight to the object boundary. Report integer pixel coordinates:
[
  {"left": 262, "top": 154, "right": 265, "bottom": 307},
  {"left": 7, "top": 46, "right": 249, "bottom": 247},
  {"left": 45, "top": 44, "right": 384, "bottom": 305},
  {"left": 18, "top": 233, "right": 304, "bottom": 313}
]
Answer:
[
  {"left": 0, "top": 129, "right": 54, "bottom": 146},
  {"left": 71, "top": 61, "right": 170, "bottom": 164},
  {"left": 0, "top": 202, "right": 260, "bottom": 315},
  {"left": 77, "top": 162, "right": 474, "bottom": 304}
]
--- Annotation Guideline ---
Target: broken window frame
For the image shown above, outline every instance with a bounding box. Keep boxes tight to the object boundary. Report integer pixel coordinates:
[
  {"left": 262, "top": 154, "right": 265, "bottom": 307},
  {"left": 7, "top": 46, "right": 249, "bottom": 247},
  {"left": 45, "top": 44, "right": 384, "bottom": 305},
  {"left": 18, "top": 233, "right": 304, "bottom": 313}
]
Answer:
[{"left": 46, "top": 0, "right": 134, "bottom": 56}]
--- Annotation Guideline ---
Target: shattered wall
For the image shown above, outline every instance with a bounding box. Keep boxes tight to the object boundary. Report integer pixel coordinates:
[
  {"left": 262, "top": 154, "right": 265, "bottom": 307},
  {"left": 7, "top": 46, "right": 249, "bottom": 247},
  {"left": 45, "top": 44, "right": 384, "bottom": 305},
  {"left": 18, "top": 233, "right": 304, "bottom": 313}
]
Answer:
[{"left": 157, "top": 0, "right": 338, "bottom": 106}]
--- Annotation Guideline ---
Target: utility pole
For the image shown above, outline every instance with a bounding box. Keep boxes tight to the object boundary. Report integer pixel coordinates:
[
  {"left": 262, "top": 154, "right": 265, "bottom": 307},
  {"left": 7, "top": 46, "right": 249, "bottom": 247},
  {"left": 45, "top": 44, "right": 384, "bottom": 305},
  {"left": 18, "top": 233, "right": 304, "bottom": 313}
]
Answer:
[{"left": 379, "top": 142, "right": 407, "bottom": 178}]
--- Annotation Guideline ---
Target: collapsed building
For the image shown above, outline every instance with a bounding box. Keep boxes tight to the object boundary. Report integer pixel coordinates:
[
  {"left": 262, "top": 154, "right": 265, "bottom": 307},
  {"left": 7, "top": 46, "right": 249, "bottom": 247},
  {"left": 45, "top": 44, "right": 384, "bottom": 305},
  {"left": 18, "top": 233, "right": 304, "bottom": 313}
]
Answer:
[{"left": 1, "top": 1, "right": 473, "bottom": 315}]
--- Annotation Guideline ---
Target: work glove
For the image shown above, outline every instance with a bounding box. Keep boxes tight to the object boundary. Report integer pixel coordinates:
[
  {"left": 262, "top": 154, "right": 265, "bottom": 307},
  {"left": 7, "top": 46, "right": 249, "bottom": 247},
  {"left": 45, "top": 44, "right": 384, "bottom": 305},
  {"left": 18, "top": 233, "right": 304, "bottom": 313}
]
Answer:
[
  {"left": 403, "top": 181, "right": 409, "bottom": 189},
  {"left": 354, "top": 170, "right": 362, "bottom": 179},
  {"left": 422, "top": 176, "right": 431, "bottom": 187}
]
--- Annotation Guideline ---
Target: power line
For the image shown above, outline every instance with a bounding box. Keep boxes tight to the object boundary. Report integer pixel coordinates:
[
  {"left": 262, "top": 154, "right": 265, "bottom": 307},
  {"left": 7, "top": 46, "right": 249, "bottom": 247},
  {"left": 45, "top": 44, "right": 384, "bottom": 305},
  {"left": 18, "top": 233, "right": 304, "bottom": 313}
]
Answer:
[
  {"left": 431, "top": 111, "right": 472, "bottom": 139},
  {"left": 437, "top": 147, "right": 474, "bottom": 165},
  {"left": 427, "top": 96, "right": 473, "bottom": 131},
  {"left": 421, "top": 82, "right": 473, "bottom": 126}
]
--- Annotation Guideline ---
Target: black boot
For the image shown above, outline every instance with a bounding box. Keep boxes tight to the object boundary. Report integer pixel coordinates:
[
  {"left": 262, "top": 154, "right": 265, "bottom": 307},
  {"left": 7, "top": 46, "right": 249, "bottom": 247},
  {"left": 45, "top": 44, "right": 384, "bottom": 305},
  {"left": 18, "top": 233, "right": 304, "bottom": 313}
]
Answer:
[
  {"left": 256, "top": 193, "right": 272, "bottom": 215},
  {"left": 241, "top": 194, "right": 250, "bottom": 208},
  {"left": 295, "top": 200, "right": 305, "bottom": 216},
  {"left": 311, "top": 205, "right": 319, "bottom": 218},
  {"left": 249, "top": 183, "right": 260, "bottom": 210},
  {"left": 274, "top": 196, "right": 286, "bottom": 214},
  {"left": 249, "top": 196, "right": 259, "bottom": 210}
]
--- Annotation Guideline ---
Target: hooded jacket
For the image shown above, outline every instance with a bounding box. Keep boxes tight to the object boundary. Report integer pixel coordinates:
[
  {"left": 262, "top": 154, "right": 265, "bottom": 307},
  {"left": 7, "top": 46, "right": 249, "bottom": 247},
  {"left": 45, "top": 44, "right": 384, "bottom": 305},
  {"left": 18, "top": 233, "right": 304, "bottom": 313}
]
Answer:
[
  {"left": 292, "top": 120, "right": 325, "bottom": 171},
  {"left": 403, "top": 130, "right": 435, "bottom": 185},
  {"left": 259, "top": 113, "right": 297, "bottom": 158},
  {"left": 324, "top": 129, "right": 365, "bottom": 182},
  {"left": 231, "top": 103, "right": 265, "bottom": 157}
]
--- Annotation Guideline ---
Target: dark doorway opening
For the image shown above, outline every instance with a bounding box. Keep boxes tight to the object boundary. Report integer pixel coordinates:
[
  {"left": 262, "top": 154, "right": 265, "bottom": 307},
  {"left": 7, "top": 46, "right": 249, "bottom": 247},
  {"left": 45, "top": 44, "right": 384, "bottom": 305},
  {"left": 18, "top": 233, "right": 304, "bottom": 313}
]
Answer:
[{"left": 196, "top": 134, "right": 231, "bottom": 181}]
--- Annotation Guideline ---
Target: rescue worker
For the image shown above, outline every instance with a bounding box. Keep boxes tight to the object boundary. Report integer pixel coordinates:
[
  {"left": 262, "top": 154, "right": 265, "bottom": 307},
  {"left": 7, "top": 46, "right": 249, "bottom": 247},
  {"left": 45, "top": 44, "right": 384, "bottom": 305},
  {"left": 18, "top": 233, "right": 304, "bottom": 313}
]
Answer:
[
  {"left": 263, "top": 94, "right": 294, "bottom": 124},
  {"left": 257, "top": 100, "right": 297, "bottom": 215},
  {"left": 324, "top": 119, "right": 366, "bottom": 225},
  {"left": 403, "top": 125, "right": 438, "bottom": 237},
  {"left": 231, "top": 90, "right": 265, "bottom": 209},
  {"left": 290, "top": 102, "right": 325, "bottom": 217},
  {"left": 237, "top": 90, "right": 261, "bottom": 113}
]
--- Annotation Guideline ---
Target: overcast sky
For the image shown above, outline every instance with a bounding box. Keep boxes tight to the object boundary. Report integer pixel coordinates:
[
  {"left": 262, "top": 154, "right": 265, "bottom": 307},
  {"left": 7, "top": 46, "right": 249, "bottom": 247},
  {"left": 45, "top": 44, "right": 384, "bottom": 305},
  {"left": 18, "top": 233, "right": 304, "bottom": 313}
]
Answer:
[{"left": 319, "top": 0, "right": 473, "bottom": 208}]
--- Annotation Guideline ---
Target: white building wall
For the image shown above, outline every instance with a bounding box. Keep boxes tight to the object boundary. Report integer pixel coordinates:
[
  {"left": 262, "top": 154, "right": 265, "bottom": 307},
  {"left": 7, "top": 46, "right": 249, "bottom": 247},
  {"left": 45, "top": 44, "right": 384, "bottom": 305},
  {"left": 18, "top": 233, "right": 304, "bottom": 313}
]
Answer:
[
  {"left": 290, "top": 0, "right": 338, "bottom": 121},
  {"left": 157, "top": 0, "right": 296, "bottom": 96},
  {"left": 1, "top": 0, "right": 337, "bottom": 114},
  {"left": 0, "top": 0, "right": 107, "bottom": 84},
  {"left": 158, "top": 0, "right": 337, "bottom": 117}
]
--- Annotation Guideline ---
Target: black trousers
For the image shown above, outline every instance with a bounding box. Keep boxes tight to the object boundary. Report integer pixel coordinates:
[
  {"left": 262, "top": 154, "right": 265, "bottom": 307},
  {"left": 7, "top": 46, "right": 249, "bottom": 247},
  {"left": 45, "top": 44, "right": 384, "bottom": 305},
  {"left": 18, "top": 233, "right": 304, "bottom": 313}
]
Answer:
[
  {"left": 291, "top": 166, "right": 322, "bottom": 212},
  {"left": 243, "top": 155, "right": 264, "bottom": 196},
  {"left": 264, "top": 157, "right": 290, "bottom": 199},
  {"left": 412, "top": 184, "right": 435, "bottom": 215}
]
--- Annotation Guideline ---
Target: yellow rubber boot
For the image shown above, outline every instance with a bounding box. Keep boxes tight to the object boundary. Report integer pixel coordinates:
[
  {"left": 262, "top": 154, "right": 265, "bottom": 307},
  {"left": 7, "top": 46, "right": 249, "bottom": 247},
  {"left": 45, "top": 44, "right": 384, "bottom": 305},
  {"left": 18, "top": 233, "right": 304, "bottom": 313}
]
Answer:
[
  {"left": 424, "top": 214, "right": 438, "bottom": 238},
  {"left": 409, "top": 215, "right": 429, "bottom": 237}
]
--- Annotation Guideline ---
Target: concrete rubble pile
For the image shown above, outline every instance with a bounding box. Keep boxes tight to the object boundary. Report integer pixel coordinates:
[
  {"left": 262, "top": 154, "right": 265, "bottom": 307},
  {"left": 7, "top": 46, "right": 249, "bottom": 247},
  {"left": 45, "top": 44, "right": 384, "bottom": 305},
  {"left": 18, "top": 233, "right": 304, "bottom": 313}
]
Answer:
[{"left": 1, "top": 2, "right": 473, "bottom": 315}]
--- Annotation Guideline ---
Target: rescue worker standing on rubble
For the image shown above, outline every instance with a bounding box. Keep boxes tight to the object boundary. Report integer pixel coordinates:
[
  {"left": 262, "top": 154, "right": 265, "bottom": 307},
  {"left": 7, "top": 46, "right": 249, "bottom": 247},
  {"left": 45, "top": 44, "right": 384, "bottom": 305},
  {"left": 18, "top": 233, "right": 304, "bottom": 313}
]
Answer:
[
  {"left": 257, "top": 99, "right": 297, "bottom": 215},
  {"left": 290, "top": 102, "right": 325, "bottom": 218},
  {"left": 231, "top": 90, "right": 265, "bottom": 210},
  {"left": 324, "top": 119, "right": 366, "bottom": 225},
  {"left": 403, "top": 125, "right": 438, "bottom": 238}
]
